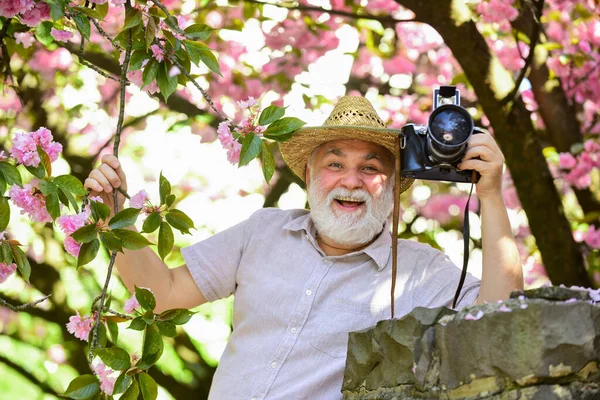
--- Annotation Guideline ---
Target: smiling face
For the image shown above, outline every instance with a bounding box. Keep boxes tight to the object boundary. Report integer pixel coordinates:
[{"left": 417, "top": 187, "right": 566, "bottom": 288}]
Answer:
[{"left": 306, "top": 139, "right": 395, "bottom": 248}]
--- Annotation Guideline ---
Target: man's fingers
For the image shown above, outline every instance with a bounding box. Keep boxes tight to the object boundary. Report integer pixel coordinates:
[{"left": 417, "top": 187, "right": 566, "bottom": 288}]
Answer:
[
  {"left": 462, "top": 145, "right": 495, "bottom": 162},
  {"left": 84, "top": 177, "right": 103, "bottom": 193},
  {"left": 89, "top": 169, "right": 113, "bottom": 193},
  {"left": 100, "top": 154, "right": 121, "bottom": 170},
  {"left": 98, "top": 163, "right": 122, "bottom": 189}
]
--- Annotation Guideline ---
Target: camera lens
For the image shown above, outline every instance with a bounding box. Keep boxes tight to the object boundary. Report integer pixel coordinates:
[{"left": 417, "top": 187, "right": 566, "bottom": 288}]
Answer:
[{"left": 427, "top": 105, "right": 473, "bottom": 163}]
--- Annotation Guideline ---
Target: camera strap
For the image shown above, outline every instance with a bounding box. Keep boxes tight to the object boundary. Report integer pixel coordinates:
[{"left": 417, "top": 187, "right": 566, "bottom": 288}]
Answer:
[{"left": 451, "top": 171, "right": 476, "bottom": 309}]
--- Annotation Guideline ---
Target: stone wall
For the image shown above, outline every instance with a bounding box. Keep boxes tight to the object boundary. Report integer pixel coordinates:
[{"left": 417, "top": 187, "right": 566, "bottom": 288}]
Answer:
[{"left": 342, "top": 287, "right": 600, "bottom": 399}]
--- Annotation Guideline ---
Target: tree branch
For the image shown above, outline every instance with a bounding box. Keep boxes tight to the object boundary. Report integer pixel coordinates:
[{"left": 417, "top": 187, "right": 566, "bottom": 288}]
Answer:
[
  {"left": 241, "top": 0, "right": 416, "bottom": 27},
  {"left": 0, "top": 294, "right": 51, "bottom": 311}
]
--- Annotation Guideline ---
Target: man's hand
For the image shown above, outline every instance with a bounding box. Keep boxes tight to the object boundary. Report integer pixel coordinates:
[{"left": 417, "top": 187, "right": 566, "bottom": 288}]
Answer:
[
  {"left": 84, "top": 154, "right": 128, "bottom": 218},
  {"left": 457, "top": 132, "right": 504, "bottom": 200}
]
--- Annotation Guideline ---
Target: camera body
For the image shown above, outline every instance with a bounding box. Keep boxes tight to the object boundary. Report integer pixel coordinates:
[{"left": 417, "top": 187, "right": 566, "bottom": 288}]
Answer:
[{"left": 399, "top": 86, "right": 481, "bottom": 184}]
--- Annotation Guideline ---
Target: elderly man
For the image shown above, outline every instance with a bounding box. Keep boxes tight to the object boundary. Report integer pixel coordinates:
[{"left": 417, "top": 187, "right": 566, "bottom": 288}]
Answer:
[{"left": 84, "top": 96, "right": 523, "bottom": 399}]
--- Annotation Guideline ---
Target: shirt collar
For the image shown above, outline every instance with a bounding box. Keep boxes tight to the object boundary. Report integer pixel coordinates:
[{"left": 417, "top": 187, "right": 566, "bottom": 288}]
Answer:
[{"left": 283, "top": 211, "right": 392, "bottom": 272}]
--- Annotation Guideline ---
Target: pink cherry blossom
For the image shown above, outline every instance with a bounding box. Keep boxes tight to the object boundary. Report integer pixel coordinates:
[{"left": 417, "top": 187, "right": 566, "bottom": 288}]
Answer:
[
  {"left": 150, "top": 44, "right": 165, "bottom": 62},
  {"left": 217, "top": 121, "right": 243, "bottom": 164},
  {"left": 9, "top": 184, "right": 53, "bottom": 223},
  {"left": 584, "top": 225, "right": 600, "bottom": 249},
  {"left": 10, "top": 127, "right": 63, "bottom": 167},
  {"left": 226, "top": 142, "right": 242, "bottom": 164},
  {"left": 19, "top": 1, "right": 50, "bottom": 27},
  {"left": 0, "top": 262, "right": 17, "bottom": 284},
  {"left": 63, "top": 236, "right": 82, "bottom": 257},
  {"left": 50, "top": 28, "right": 74, "bottom": 43},
  {"left": 0, "top": 0, "right": 34, "bottom": 18},
  {"left": 57, "top": 212, "right": 88, "bottom": 235},
  {"left": 123, "top": 294, "right": 141, "bottom": 314},
  {"left": 126, "top": 70, "right": 159, "bottom": 94},
  {"left": 365, "top": 0, "right": 400, "bottom": 13},
  {"left": 558, "top": 152, "right": 577, "bottom": 169},
  {"left": 477, "top": 0, "right": 519, "bottom": 25},
  {"left": 14, "top": 31, "right": 35, "bottom": 48},
  {"left": 130, "top": 190, "right": 149, "bottom": 209},
  {"left": 66, "top": 311, "right": 94, "bottom": 341},
  {"left": 92, "top": 361, "right": 116, "bottom": 395},
  {"left": 237, "top": 97, "right": 258, "bottom": 109}
]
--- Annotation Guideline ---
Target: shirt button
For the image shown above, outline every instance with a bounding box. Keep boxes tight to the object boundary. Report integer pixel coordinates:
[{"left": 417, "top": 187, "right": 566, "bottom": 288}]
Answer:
[
  {"left": 290, "top": 327, "right": 297, "bottom": 334},
  {"left": 305, "top": 289, "right": 312, "bottom": 296},
  {"left": 271, "top": 361, "right": 277, "bottom": 369}
]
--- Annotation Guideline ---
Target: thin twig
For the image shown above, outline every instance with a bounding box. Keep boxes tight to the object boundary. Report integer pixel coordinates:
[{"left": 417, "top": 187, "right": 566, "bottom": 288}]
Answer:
[
  {"left": 77, "top": 36, "right": 123, "bottom": 82},
  {"left": 88, "top": 0, "right": 134, "bottom": 365},
  {"left": 149, "top": 0, "right": 186, "bottom": 36},
  {"left": 240, "top": 0, "right": 415, "bottom": 27},
  {"left": 89, "top": 16, "right": 124, "bottom": 50},
  {"left": 103, "top": 307, "right": 134, "bottom": 320},
  {"left": 0, "top": 294, "right": 51, "bottom": 311}
]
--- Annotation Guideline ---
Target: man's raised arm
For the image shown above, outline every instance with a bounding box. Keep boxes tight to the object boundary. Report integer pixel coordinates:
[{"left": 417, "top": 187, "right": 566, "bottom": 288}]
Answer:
[{"left": 84, "top": 154, "right": 207, "bottom": 313}]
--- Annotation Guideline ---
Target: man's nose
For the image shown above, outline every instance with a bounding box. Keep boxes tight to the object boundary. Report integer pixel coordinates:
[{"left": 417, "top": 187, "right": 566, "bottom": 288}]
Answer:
[{"left": 339, "top": 169, "right": 363, "bottom": 190}]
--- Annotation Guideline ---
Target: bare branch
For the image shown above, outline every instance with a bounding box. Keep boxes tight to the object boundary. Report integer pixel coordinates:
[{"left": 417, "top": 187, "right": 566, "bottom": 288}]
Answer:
[{"left": 0, "top": 294, "right": 51, "bottom": 311}]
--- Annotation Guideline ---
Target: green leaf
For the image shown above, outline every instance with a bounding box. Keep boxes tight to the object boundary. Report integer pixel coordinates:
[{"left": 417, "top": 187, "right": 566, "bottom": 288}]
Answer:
[
  {"left": 71, "top": 224, "right": 98, "bottom": 244},
  {"left": 50, "top": 3, "right": 65, "bottom": 21},
  {"left": 77, "top": 238, "right": 100, "bottom": 267},
  {"left": 113, "top": 372, "right": 132, "bottom": 395},
  {"left": 159, "top": 172, "right": 171, "bottom": 206},
  {"left": 165, "top": 194, "right": 176, "bottom": 208},
  {"left": 73, "top": 14, "right": 91, "bottom": 40},
  {"left": 46, "top": 193, "right": 60, "bottom": 220},
  {"left": 264, "top": 117, "right": 306, "bottom": 137},
  {"left": 146, "top": 17, "right": 157, "bottom": 49},
  {"left": 35, "top": 21, "right": 54, "bottom": 46},
  {"left": 158, "top": 309, "right": 194, "bottom": 325},
  {"left": 123, "top": 8, "right": 142, "bottom": 30},
  {"left": 54, "top": 175, "right": 86, "bottom": 196},
  {"left": 158, "top": 222, "right": 173, "bottom": 261},
  {"left": 135, "top": 286, "right": 156, "bottom": 311},
  {"left": 143, "top": 309, "right": 155, "bottom": 325},
  {"left": 120, "top": 379, "right": 139, "bottom": 400},
  {"left": 138, "top": 325, "right": 163, "bottom": 369},
  {"left": 108, "top": 208, "right": 140, "bottom": 229},
  {"left": 239, "top": 134, "right": 262, "bottom": 167},
  {"left": 184, "top": 40, "right": 221, "bottom": 76},
  {"left": 156, "top": 320, "right": 176, "bottom": 337},
  {"left": 90, "top": 200, "right": 111, "bottom": 222},
  {"left": 63, "top": 375, "right": 99, "bottom": 399},
  {"left": 143, "top": 58, "right": 160, "bottom": 87},
  {"left": 112, "top": 229, "right": 153, "bottom": 250},
  {"left": 258, "top": 105, "right": 286, "bottom": 126},
  {"left": 95, "top": 347, "right": 131, "bottom": 371},
  {"left": 11, "top": 245, "right": 30, "bottom": 283},
  {"left": 128, "top": 317, "right": 146, "bottom": 331},
  {"left": 261, "top": 141, "right": 276, "bottom": 184},
  {"left": 138, "top": 372, "right": 158, "bottom": 400},
  {"left": 72, "top": 6, "right": 103, "bottom": 20},
  {"left": 184, "top": 23, "right": 212, "bottom": 41},
  {"left": 106, "top": 320, "right": 119, "bottom": 345},
  {"left": 38, "top": 179, "right": 58, "bottom": 196},
  {"left": 37, "top": 145, "right": 53, "bottom": 179},
  {"left": 129, "top": 50, "right": 150, "bottom": 71},
  {"left": 59, "top": 187, "right": 80, "bottom": 212},
  {"left": 141, "top": 212, "right": 161, "bottom": 234},
  {"left": 99, "top": 231, "right": 123, "bottom": 253},
  {"left": 0, "top": 196, "right": 9, "bottom": 232},
  {"left": 0, "top": 175, "right": 5, "bottom": 195},
  {"left": 1, "top": 242, "right": 13, "bottom": 265},
  {"left": 25, "top": 164, "right": 45, "bottom": 179},
  {"left": 95, "top": 2, "right": 109, "bottom": 19},
  {"left": 156, "top": 62, "right": 178, "bottom": 102},
  {"left": 0, "top": 162, "right": 22, "bottom": 187},
  {"left": 165, "top": 209, "right": 194, "bottom": 234}
]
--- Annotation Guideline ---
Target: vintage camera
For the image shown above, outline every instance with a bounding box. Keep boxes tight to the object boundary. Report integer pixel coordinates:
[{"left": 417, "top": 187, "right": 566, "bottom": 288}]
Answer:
[{"left": 399, "top": 86, "right": 481, "bottom": 184}]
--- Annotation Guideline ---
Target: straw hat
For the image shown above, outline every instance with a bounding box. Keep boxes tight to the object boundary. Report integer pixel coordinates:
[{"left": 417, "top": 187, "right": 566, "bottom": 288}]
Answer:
[{"left": 279, "top": 96, "right": 414, "bottom": 193}]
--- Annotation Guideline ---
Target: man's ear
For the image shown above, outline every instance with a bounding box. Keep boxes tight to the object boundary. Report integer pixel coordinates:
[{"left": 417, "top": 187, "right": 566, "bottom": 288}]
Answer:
[{"left": 305, "top": 164, "right": 311, "bottom": 188}]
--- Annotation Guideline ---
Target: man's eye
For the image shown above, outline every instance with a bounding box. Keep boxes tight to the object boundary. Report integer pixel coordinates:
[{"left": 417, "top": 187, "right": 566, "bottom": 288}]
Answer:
[
  {"left": 363, "top": 166, "right": 378, "bottom": 172},
  {"left": 329, "top": 162, "right": 342, "bottom": 168}
]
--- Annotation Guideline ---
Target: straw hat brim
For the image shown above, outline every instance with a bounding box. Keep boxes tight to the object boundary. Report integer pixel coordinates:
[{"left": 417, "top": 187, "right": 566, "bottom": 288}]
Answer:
[{"left": 279, "top": 125, "right": 414, "bottom": 194}]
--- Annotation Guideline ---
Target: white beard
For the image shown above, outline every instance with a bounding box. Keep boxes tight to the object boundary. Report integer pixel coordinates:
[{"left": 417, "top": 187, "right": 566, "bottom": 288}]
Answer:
[{"left": 308, "top": 174, "right": 395, "bottom": 247}]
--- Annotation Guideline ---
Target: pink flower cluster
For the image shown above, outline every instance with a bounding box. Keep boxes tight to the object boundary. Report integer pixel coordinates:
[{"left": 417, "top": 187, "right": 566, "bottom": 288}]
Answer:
[
  {"left": 218, "top": 121, "right": 242, "bottom": 164},
  {"left": 477, "top": 0, "right": 519, "bottom": 31},
  {"left": 0, "top": 262, "right": 17, "bottom": 284},
  {"left": 66, "top": 311, "right": 94, "bottom": 341},
  {"left": 582, "top": 225, "right": 600, "bottom": 249},
  {"left": 123, "top": 293, "right": 141, "bottom": 313},
  {"left": 129, "top": 189, "right": 149, "bottom": 209},
  {"left": 10, "top": 127, "right": 62, "bottom": 167},
  {"left": 57, "top": 211, "right": 90, "bottom": 257},
  {"left": 127, "top": 69, "right": 159, "bottom": 95},
  {"left": 9, "top": 183, "right": 53, "bottom": 223},
  {"left": 19, "top": 1, "right": 50, "bottom": 27},
  {"left": 50, "top": 28, "right": 74, "bottom": 43},
  {"left": 150, "top": 44, "right": 165, "bottom": 62},
  {"left": 92, "top": 361, "right": 116, "bottom": 395},
  {"left": 558, "top": 139, "right": 600, "bottom": 189},
  {"left": 14, "top": 31, "right": 35, "bottom": 48},
  {"left": 0, "top": 0, "right": 34, "bottom": 18},
  {"left": 419, "top": 193, "right": 479, "bottom": 225}
]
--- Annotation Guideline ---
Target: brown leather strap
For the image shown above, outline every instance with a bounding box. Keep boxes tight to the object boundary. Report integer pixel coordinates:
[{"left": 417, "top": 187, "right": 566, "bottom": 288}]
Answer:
[{"left": 391, "top": 135, "right": 402, "bottom": 319}]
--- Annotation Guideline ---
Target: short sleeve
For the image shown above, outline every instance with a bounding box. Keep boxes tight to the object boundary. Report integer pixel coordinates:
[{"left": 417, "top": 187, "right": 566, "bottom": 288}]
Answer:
[
  {"left": 411, "top": 249, "right": 480, "bottom": 310},
  {"left": 180, "top": 218, "right": 250, "bottom": 302}
]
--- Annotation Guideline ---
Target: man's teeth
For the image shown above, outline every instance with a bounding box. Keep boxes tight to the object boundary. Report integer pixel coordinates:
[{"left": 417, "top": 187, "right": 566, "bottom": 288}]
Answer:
[{"left": 335, "top": 197, "right": 364, "bottom": 203}]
